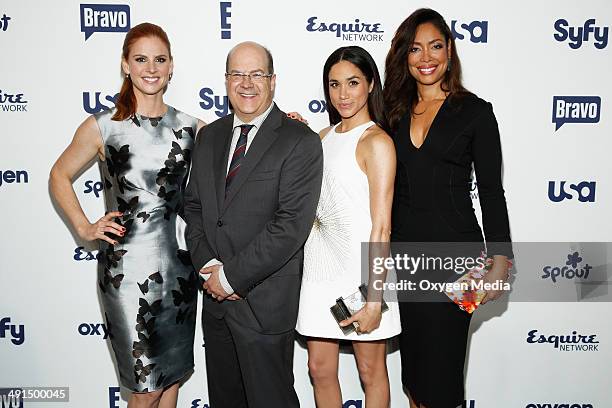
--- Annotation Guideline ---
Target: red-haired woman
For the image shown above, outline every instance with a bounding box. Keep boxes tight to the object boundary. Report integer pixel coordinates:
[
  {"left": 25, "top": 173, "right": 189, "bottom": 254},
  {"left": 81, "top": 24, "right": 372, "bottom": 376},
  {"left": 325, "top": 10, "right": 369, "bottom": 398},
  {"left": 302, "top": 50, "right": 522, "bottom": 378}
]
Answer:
[
  {"left": 384, "top": 8, "right": 513, "bottom": 408},
  {"left": 50, "top": 23, "right": 202, "bottom": 407}
]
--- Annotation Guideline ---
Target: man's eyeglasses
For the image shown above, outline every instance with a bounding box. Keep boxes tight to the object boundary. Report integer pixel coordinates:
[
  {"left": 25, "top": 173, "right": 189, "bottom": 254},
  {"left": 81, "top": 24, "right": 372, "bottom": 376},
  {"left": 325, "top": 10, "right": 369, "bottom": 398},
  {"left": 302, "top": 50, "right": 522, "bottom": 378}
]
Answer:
[{"left": 225, "top": 72, "right": 273, "bottom": 83}]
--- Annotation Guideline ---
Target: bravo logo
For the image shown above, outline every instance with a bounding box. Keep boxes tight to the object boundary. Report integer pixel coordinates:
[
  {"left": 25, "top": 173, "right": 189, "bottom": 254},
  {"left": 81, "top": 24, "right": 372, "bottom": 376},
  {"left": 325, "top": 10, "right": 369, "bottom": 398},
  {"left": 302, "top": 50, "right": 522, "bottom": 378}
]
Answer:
[
  {"left": 451, "top": 20, "right": 488, "bottom": 43},
  {"left": 80, "top": 4, "right": 130, "bottom": 41},
  {"left": 199, "top": 87, "right": 229, "bottom": 117},
  {"left": 0, "top": 389, "right": 23, "bottom": 408},
  {"left": 548, "top": 181, "right": 595, "bottom": 203},
  {"left": 83, "top": 91, "right": 118, "bottom": 114},
  {"left": 0, "top": 170, "right": 28, "bottom": 187},
  {"left": 552, "top": 96, "right": 600, "bottom": 130},
  {"left": 542, "top": 251, "right": 592, "bottom": 283},
  {"left": 554, "top": 18, "right": 609, "bottom": 49},
  {"left": 0, "top": 317, "right": 25, "bottom": 346},
  {"left": 526, "top": 329, "right": 599, "bottom": 351}
]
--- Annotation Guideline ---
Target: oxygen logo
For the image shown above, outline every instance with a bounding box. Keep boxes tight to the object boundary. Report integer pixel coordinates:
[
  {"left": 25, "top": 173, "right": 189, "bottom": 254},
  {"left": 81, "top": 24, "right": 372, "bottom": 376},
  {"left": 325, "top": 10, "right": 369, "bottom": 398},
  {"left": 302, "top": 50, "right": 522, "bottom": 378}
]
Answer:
[
  {"left": 554, "top": 18, "right": 609, "bottom": 49},
  {"left": 451, "top": 20, "right": 488, "bottom": 43},
  {"left": 0, "top": 89, "right": 28, "bottom": 112},
  {"left": 78, "top": 323, "right": 109, "bottom": 339},
  {"left": 548, "top": 181, "right": 595, "bottom": 203},
  {"left": 552, "top": 96, "right": 600, "bottom": 130},
  {"left": 526, "top": 329, "right": 599, "bottom": 351},
  {"left": 306, "top": 17, "right": 384, "bottom": 41},
  {"left": 0, "top": 13, "right": 11, "bottom": 32},
  {"left": 308, "top": 99, "right": 327, "bottom": 114},
  {"left": 542, "top": 251, "right": 592, "bottom": 283},
  {"left": 199, "top": 87, "right": 229, "bottom": 117},
  {"left": 0, "top": 170, "right": 28, "bottom": 187},
  {"left": 83, "top": 92, "right": 118, "bottom": 114},
  {"left": 0, "top": 317, "right": 25, "bottom": 346},
  {"left": 526, "top": 404, "right": 593, "bottom": 408},
  {"left": 80, "top": 4, "right": 130, "bottom": 40},
  {"left": 220, "top": 1, "right": 231, "bottom": 39}
]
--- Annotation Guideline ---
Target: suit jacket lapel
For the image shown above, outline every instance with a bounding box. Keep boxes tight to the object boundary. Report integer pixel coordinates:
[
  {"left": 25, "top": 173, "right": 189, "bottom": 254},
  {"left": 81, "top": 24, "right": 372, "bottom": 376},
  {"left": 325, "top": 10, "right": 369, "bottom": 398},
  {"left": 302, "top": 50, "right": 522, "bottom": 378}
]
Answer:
[
  {"left": 213, "top": 117, "right": 234, "bottom": 215},
  {"left": 222, "top": 105, "right": 283, "bottom": 212}
]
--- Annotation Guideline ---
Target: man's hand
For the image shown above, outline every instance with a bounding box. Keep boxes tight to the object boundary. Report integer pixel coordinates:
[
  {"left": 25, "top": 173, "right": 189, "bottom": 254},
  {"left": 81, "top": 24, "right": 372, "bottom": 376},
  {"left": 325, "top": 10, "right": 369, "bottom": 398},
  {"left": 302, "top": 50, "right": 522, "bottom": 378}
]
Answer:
[{"left": 200, "top": 264, "right": 242, "bottom": 301}]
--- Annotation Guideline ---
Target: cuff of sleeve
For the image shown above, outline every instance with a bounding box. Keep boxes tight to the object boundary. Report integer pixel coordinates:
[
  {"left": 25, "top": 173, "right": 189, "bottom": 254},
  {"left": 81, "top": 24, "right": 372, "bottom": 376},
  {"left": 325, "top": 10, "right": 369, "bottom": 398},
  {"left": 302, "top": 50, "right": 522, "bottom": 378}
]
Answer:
[
  {"left": 200, "top": 258, "right": 222, "bottom": 282},
  {"left": 218, "top": 267, "right": 234, "bottom": 295}
]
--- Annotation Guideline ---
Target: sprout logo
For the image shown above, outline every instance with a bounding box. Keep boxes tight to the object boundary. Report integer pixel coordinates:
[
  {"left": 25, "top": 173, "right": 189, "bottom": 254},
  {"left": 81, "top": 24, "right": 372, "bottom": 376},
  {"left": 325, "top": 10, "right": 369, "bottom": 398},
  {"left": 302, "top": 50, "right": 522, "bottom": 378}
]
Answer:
[{"left": 542, "top": 251, "right": 592, "bottom": 283}]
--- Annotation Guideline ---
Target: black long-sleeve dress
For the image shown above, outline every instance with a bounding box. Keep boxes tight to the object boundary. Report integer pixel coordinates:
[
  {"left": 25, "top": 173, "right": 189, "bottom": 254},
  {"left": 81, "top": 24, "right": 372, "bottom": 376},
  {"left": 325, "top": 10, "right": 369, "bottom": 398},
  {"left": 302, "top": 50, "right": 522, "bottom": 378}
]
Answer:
[{"left": 391, "top": 94, "right": 512, "bottom": 408}]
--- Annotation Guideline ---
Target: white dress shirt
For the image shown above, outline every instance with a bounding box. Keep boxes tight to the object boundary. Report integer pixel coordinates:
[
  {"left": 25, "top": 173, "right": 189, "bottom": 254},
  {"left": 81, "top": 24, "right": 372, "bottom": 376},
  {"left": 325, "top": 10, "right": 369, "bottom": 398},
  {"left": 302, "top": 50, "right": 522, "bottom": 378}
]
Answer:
[{"left": 201, "top": 102, "right": 276, "bottom": 295}]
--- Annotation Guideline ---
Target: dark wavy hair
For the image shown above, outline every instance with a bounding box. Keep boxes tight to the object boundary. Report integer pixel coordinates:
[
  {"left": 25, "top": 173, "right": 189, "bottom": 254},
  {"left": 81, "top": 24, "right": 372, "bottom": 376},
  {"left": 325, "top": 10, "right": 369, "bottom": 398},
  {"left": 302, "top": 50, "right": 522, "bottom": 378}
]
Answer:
[
  {"left": 323, "top": 46, "right": 385, "bottom": 128},
  {"left": 112, "top": 23, "right": 172, "bottom": 121},
  {"left": 383, "top": 8, "right": 470, "bottom": 132}
]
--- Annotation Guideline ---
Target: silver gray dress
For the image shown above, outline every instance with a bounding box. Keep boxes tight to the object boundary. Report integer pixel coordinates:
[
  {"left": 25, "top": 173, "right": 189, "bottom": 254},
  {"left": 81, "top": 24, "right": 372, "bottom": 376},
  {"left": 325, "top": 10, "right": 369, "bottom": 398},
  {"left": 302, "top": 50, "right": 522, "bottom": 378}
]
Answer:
[{"left": 94, "top": 106, "right": 198, "bottom": 392}]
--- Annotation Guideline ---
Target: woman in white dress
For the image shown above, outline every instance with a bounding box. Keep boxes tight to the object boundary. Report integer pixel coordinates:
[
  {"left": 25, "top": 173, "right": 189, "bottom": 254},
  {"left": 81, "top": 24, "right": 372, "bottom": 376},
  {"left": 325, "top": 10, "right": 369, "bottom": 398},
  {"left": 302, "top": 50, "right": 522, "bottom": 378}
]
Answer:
[{"left": 297, "top": 46, "right": 401, "bottom": 407}]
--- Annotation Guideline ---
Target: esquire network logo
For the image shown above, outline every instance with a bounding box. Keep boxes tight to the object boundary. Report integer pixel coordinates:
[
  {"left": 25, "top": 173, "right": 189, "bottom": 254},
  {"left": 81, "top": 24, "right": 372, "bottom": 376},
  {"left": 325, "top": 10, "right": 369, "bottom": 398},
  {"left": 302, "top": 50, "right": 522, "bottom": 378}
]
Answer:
[
  {"left": 0, "top": 89, "right": 28, "bottom": 112},
  {"left": 74, "top": 246, "right": 99, "bottom": 261},
  {"left": 552, "top": 96, "right": 600, "bottom": 130},
  {"left": 0, "top": 170, "right": 29, "bottom": 187},
  {"left": 554, "top": 18, "right": 609, "bottom": 49},
  {"left": 80, "top": 4, "right": 130, "bottom": 40},
  {"left": 548, "top": 181, "right": 596, "bottom": 203},
  {"left": 542, "top": 251, "right": 592, "bottom": 283},
  {"left": 0, "top": 317, "right": 25, "bottom": 346},
  {"left": 451, "top": 20, "right": 488, "bottom": 43},
  {"left": 306, "top": 17, "right": 384, "bottom": 41},
  {"left": 526, "top": 329, "right": 599, "bottom": 351}
]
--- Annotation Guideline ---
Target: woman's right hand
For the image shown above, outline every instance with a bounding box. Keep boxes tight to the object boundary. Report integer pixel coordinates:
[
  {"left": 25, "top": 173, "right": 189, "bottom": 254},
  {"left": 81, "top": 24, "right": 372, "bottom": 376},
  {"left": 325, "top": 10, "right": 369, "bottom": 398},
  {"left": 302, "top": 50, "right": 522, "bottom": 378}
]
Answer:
[{"left": 77, "top": 211, "right": 125, "bottom": 245}]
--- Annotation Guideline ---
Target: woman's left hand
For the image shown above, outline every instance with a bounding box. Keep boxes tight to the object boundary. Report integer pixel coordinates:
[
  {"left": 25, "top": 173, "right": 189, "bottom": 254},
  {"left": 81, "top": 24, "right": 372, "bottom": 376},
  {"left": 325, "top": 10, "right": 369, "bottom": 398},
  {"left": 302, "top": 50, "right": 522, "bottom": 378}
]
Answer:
[
  {"left": 287, "top": 111, "right": 308, "bottom": 125},
  {"left": 340, "top": 302, "right": 383, "bottom": 334},
  {"left": 481, "top": 256, "right": 511, "bottom": 304}
]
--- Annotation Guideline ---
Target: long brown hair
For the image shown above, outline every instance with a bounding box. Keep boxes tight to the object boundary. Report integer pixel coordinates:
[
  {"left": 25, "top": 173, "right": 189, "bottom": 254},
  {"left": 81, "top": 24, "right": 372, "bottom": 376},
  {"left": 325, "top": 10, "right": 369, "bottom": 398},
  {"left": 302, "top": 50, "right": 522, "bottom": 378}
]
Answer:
[
  {"left": 383, "top": 8, "right": 470, "bottom": 132},
  {"left": 112, "top": 23, "right": 172, "bottom": 121}
]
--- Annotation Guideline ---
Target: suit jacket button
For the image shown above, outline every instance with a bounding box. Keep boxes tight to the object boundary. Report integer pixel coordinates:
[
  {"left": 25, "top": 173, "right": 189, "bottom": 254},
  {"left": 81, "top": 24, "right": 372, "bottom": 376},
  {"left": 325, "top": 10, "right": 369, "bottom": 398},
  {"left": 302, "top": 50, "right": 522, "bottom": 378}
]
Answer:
[{"left": 217, "top": 219, "right": 223, "bottom": 227}]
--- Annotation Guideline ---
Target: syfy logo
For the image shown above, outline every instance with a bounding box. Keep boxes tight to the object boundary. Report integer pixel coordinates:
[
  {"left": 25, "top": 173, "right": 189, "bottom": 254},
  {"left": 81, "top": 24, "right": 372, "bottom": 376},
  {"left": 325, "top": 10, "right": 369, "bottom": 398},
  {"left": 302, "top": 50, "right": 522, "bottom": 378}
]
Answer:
[
  {"left": 78, "top": 322, "right": 109, "bottom": 339},
  {"left": 552, "top": 96, "right": 600, "bottom": 130},
  {"left": 80, "top": 4, "right": 130, "bottom": 41},
  {"left": 306, "top": 17, "right": 384, "bottom": 41},
  {"left": 83, "top": 91, "right": 118, "bottom": 114},
  {"left": 0, "top": 14, "right": 11, "bottom": 32},
  {"left": 308, "top": 99, "right": 327, "bottom": 114},
  {"left": 526, "top": 404, "right": 593, "bottom": 408},
  {"left": 0, "top": 89, "right": 28, "bottom": 112},
  {"left": 0, "top": 389, "right": 23, "bottom": 408},
  {"left": 542, "top": 251, "right": 592, "bottom": 283},
  {"left": 548, "top": 181, "right": 595, "bottom": 203},
  {"left": 526, "top": 329, "right": 599, "bottom": 351},
  {"left": 199, "top": 87, "right": 229, "bottom": 117},
  {"left": 0, "top": 170, "right": 29, "bottom": 187},
  {"left": 0, "top": 317, "right": 25, "bottom": 346},
  {"left": 451, "top": 20, "right": 488, "bottom": 43},
  {"left": 74, "top": 246, "right": 99, "bottom": 261},
  {"left": 554, "top": 18, "right": 608, "bottom": 49},
  {"left": 220, "top": 1, "right": 231, "bottom": 39}
]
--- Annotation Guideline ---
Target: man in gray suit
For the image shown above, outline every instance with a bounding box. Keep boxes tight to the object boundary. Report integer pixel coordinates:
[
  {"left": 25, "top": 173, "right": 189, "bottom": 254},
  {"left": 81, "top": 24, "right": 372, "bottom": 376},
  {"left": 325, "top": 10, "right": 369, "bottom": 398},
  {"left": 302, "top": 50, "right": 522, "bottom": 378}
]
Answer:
[{"left": 184, "top": 41, "right": 323, "bottom": 407}]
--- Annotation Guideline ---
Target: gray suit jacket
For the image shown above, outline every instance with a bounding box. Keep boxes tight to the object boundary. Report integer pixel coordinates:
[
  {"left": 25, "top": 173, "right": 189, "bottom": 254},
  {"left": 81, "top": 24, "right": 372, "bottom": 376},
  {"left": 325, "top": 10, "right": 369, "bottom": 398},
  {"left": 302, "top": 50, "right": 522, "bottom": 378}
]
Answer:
[{"left": 184, "top": 104, "right": 323, "bottom": 334}]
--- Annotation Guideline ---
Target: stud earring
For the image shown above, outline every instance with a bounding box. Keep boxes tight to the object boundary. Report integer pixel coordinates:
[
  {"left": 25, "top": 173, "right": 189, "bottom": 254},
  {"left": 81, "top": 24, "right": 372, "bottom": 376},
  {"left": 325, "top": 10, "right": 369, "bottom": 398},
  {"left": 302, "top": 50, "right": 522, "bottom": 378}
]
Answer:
[{"left": 447, "top": 58, "right": 451, "bottom": 72}]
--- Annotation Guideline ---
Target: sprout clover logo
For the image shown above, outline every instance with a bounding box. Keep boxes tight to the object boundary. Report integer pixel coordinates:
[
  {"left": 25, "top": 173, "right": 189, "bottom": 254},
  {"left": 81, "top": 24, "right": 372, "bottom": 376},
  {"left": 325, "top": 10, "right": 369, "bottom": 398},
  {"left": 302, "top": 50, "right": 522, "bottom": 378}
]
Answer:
[{"left": 566, "top": 252, "right": 583, "bottom": 268}]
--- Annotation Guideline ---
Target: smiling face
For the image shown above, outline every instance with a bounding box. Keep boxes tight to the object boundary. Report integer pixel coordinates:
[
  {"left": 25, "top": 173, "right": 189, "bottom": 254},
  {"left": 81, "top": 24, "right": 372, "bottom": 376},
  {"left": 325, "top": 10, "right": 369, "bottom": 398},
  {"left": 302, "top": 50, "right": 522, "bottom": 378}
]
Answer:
[
  {"left": 225, "top": 42, "right": 276, "bottom": 122},
  {"left": 328, "top": 60, "right": 372, "bottom": 123},
  {"left": 407, "top": 22, "right": 451, "bottom": 88},
  {"left": 121, "top": 36, "right": 172, "bottom": 99}
]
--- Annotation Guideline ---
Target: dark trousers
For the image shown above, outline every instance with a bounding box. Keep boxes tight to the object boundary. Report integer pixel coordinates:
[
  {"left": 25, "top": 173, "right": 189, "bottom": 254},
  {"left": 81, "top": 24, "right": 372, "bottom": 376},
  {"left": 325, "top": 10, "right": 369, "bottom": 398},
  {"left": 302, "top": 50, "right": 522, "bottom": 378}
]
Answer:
[{"left": 202, "top": 309, "right": 300, "bottom": 408}]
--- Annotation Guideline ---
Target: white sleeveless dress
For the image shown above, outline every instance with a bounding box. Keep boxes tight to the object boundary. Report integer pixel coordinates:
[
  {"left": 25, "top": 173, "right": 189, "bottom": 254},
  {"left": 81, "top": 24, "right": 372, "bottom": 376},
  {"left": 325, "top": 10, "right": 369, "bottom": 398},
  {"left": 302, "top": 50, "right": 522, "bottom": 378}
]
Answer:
[{"left": 296, "top": 121, "right": 401, "bottom": 341}]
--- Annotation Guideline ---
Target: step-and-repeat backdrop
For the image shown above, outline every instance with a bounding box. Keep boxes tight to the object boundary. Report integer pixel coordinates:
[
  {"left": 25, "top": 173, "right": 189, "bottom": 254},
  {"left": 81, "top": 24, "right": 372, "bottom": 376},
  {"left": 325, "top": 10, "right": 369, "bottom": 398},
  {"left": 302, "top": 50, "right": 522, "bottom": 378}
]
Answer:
[{"left": 1, "top": 1, "right": 610, "bottom": 407}]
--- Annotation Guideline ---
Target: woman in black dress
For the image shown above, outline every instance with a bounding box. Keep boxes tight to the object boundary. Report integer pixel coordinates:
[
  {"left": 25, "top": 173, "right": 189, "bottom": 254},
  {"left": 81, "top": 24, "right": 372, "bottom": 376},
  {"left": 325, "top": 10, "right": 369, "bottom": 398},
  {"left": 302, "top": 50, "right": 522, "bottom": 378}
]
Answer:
[{"left": 383, "top": 8, "right": 513, "bottom": 408}]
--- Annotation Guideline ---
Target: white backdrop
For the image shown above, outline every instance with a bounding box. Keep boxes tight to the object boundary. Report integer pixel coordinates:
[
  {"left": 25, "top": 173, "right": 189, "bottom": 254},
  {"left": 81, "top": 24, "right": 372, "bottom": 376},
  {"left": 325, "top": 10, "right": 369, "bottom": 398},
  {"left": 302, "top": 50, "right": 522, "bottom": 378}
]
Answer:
[{"left": 1, "top": 1, "right": 611, "bottom": 407}]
